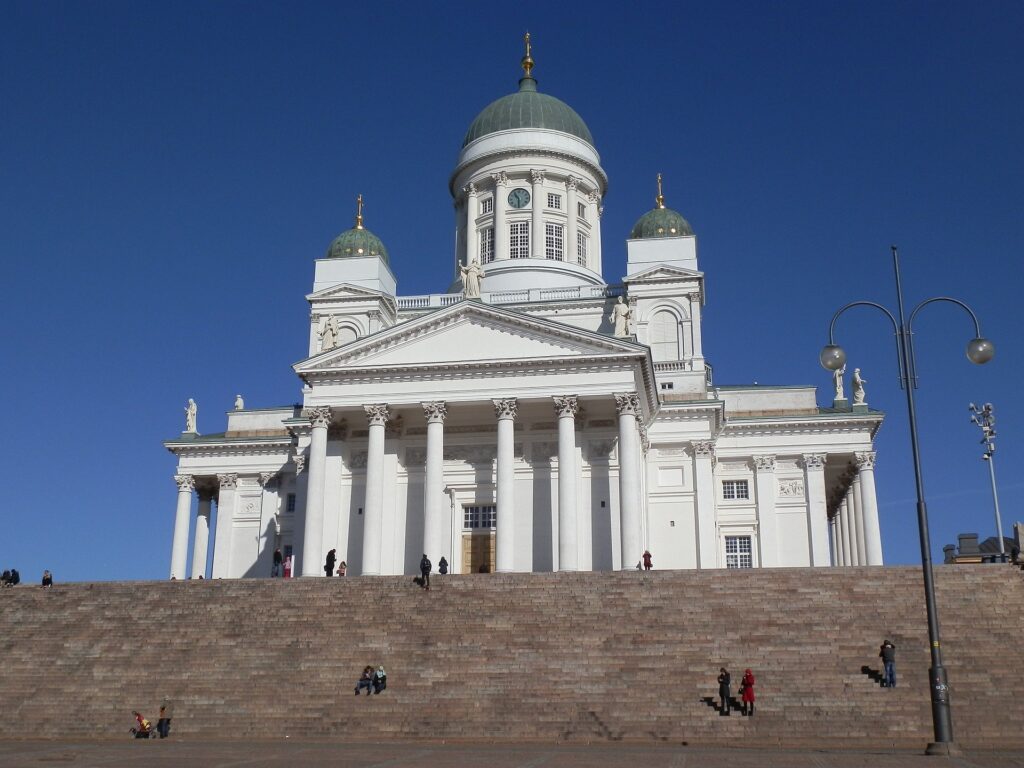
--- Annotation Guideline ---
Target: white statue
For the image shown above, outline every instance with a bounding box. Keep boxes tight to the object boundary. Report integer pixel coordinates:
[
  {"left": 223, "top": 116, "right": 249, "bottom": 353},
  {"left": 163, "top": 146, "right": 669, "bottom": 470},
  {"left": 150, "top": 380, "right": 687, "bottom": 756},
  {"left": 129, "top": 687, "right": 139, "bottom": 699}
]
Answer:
[
  {"left": 319, "top": 316, "right": 339, "bottom": 351},
  {"left": 234, "top": 394, "right": 244, "bottom": 410},
  {"left": 184, "top": 398, "right": 198, "bottom": 433},
  {"left": 833, "top": 364, "right": 846, "bottom": 401},
  {"left": 460, "top": 259, "right": 484, "bottom": 299},
  {"left": 852, "top": 368, "right": 868, "bottom": 405},
  {"left": 609, "top": 296, "right": 632, "bottom": 337}
]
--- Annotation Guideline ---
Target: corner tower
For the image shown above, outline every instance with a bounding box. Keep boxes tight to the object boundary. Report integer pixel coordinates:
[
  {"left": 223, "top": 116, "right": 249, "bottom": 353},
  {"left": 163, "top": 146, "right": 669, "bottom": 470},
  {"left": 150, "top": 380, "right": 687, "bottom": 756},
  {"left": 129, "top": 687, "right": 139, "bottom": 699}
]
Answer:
[{"left": 449, "top": 34, "right": 609, "bottom": 294}]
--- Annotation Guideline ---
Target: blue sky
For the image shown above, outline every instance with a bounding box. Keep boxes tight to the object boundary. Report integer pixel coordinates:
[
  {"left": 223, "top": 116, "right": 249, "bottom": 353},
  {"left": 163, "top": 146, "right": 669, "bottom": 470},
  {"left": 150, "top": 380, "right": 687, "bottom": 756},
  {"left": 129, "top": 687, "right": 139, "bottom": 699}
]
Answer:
[{"left": 2, "top": 1, "right": 1021, "bottom": 581}]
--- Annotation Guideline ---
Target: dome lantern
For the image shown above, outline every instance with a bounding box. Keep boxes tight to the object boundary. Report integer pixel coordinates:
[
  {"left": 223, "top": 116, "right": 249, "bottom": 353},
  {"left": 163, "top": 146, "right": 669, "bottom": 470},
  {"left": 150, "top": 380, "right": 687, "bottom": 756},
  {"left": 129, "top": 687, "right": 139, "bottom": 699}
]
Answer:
[
  {"left": 325, "top": 194, "right": 389, "bottom": 264},
  {"left": 630, "top": 174, "right": 694, "bottom": 239}
]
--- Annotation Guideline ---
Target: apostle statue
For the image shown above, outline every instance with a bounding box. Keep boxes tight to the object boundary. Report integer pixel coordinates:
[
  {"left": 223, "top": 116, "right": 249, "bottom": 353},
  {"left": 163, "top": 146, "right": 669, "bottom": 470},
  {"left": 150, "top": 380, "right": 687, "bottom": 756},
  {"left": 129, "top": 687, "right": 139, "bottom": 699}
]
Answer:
[
  {"left": 234, "top": 394, "right": 244, "bottom": 410},
  {"left": 833, "top": 364, "right": 846, "bottom": 401},
  {"left": 460, "top": 258, "right": 484, "bottom": 299},
  {"left": 319, "top": 316, "right": 339, "bottom": 351},
  {"left": 852, "top": 368, "right": 868, "bottom": 405},
  {"left": 609, "top": 296, "right": 632, "bottom": 337},
  {"left": 184, "top": 398, "right": 198, "bottom": 434}
]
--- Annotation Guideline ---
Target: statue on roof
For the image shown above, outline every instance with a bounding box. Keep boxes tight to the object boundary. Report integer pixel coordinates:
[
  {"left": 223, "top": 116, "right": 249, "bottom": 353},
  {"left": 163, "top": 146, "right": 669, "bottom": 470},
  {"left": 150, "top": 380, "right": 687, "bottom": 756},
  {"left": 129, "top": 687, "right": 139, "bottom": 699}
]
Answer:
[
  {"left": 832, "top": 364, "right": 846, "bottom": 401},
  {"left": 320, "top": 316, "right": 339, "bottom": 351},
  {"left": 184, "top": 398, "right": 198, "bottom": 434},
  {"left": 852, "top": 368, "right": 868, "bottom": 405},
  {"left": 460, "top": 258, "right": 485, "bottom": 299},
  {"left": 234, "top": 394, "right": 244, "bottom": 410},
  {"left": 610, "top": 295, "right": 632, "bottom": 337}
]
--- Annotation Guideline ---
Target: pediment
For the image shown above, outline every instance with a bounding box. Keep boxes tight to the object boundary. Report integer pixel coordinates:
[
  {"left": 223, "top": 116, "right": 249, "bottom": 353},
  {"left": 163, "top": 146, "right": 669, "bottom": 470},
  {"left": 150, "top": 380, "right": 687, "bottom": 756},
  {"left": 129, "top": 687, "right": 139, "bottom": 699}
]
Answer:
[
  {"left": 296, "top": 301, "right": 644, "bottom": 373},
  {"left": 624, "top": 265, "right": 704, "bottom": 283},
  {"left": 306, "top": 283, "right": 391, "bottom": 302}
]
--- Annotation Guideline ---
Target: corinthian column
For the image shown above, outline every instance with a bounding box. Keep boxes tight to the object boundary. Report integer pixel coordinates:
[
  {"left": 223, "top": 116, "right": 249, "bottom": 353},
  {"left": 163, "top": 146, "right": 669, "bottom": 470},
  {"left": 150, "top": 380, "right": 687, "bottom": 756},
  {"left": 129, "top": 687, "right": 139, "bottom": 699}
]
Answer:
[
  {"left": 494, "top": 398, "right": 518, "bottom": 572},
  {"left": 422, "top": 402, "right": 447, "bottom": 563},
  {"left": 491, "top": 172, "right": 507, "bottom": 260},
  {"left": 464, "top": 184, "right": 478, "bottom": 265},
  {"left": 803, "top": 454, "right": 830, "bottom": 566},
  {"left": 692, "top": 441, "right": 717, "bottom": 568},
  {"left": 753, "top": 456, "right": 778, "bottom": 567},
  {"left": 553, "top": 395, "right": 579, "bottom": 571},
  {"left": 839, "top": 495, "right": 853, "bottom": 566},
  {"left": 170, "top": 474, "right": 194, "bottom": 579},
  {"left": 566, "top": 176, "right": 579, "bottom": 265},
  {"left": 856, "top": 451, "right": 883, "bottom": 565},
  {"left": 301, "top": 406, "right": 332, "bottom": 577},
  {"left": 615, "top": 393, "right": 642, "bottom": 570},
  {"left": 531, "top": 169, "right": 546, "bottom": 258},
  {"left": 362, "top": 404, "right": 389, "bottom": 575},
  {"left": 191, "top": 487, "right": 214, "bottom": 579},
  {"left": 852, "top": 473, "right": 867, "bottom": 566}
]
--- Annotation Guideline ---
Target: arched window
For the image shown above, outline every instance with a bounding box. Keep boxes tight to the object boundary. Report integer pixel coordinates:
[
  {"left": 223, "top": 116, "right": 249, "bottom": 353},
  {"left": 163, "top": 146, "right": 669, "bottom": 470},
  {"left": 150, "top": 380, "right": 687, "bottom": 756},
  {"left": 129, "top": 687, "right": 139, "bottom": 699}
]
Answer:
[
  {"left": 649, "top": 311, "right": 679, "bottom": 361},
  {"left": 337, "top": 326, "right": 358, "bottom": 346}
]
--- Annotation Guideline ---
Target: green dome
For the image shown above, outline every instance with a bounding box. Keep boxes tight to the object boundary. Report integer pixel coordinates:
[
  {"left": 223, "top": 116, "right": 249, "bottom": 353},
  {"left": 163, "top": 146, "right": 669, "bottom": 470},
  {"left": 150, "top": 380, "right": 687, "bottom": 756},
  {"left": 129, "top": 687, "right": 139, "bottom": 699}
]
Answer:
[
  {"left": 630, "top": 206, "right": 694, "bottom": 239},
  {"left": 326, "top": 225, "right": 389, "bottom": 264},
  {"left": 462, "top": 76, "right": 594, "bottom": 148}
]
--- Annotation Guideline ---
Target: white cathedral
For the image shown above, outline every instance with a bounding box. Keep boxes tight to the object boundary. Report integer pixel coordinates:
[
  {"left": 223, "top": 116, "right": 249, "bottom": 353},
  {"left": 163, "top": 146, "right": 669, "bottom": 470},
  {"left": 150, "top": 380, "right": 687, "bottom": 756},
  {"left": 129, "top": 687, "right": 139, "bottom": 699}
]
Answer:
[{"left": 166, "top": 41, "right": 884, "bottom": 580}]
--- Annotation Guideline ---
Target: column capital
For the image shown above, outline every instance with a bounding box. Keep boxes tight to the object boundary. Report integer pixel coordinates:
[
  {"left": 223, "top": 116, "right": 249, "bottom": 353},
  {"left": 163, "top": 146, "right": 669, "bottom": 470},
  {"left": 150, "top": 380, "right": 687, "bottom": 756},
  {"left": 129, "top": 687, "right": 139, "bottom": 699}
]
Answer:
[
  {"left": 587, "top": 189, "right": 601, "bottom": 204},
  {"left": 802, "top": 453, "right": 827, "bottom": 471},
  {"left": 303, "top": 406, "right": 332, "bottom": 429},
  {"left": 753, "top": 455, "right": 776, "bottom": 473},
  {"left": 855, "top": 451, "right": 877, "bottom": 470},
  {"left": 292, "top": 450, "right": 306, "bottom": 474},
  {"left": 217, "top": 473, "right": 238, "bottom": 490},
  {"left": 687, "top": 292, "right": 702, "bottom": 304},
  {"left": 174, "top": 474, "right": 195, "bottom": 492},
  {"left": 552, "top": 395, "right": 579, "bottom": 419},
  {"left": 692, "top": 440, "right": 715, "bottom": 458},
  {"left": 364, "top": 403, "right": 390, "bottom": 426},
  {"left": 493, "top": 398, "right": 518, "bottom": 420},
  {"left": 490, "top": 171, "right": 509, "bottom": 187},
  {"left": 463, "top": 181, "right": 477, "bottom": 197},
  {"left": 614, "top": 392, "right": 641, "bottom": 416},
  {"left": 530, "top": 169, "right": 546, "bottom": 184},
  {"left": 258, "top": 472, "right": 278, "bottom": 488},
  {"left": 637, "top": 422, "right": 650, "bottom": 454},
  {"left": 565, "top": 175, "right": 579, "bottom": 191},
  {"left": 422, "top": 401, "right": 448, "bottom": 424}
]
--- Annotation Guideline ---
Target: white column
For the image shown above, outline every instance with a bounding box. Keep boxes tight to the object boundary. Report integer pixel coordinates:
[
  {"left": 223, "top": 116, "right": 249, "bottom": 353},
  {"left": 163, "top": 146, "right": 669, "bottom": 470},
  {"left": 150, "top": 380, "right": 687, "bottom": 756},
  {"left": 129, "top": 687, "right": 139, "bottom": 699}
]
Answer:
[
  {"left": 422, "top": 402, "right": 447, "bottom": 562},
  {"left": 753, "top": 456, "right": 779, "bottom": 567},
  {"left": 588, "top": 189, "right": 603, "bottom": 274},
  {"left": 615, "top": 393, "right": 643, "bottom": 570},
  {"left": 211, "top": 473, "right": 237, "bottom": 578},
  {"left": 491, "top": 172, "right": 507, "bottom": 260},
  {"left": 692, "top": 441, "right": 718, "bottom": 568},
  {"left": 170, "top": 474, "right": 194, "bottom": 579},
  {"left": 300, "top": 406, "right": 331, "bottom": 577},
  {"left": 494, "top": 399, "right": 518, "bottom": 572},
  {"left": 803, "top": 454, "right": 831, "bottom": 566},
  {"left": 553, "top": 395, "right": 579, "bottom": 571},
  {"left": 191, "top": 488, "right": 213, "bottom": 579},
  {"left": 829, "top": 512, "right": 840, "bottom": 567},
  {"left": 362, "top": 404, "right": 389, "bottom": 575},
  {"left": 852, "top": 474, "right": 867, "bottom": 566},
  {"left": 839, "top": 495, "right": 853, "bottom": 566},
  {"left": 531, "top": 170, "right": 545, "bottom": 258},
  {"left": 856, "top": 451, "right": 883, "bottom": 565},
  {"left": 688, "top": 292, "right": 705, "bottom": 368},
  {"left": 566, "top": 176, "right": 579, "bottom": 267},
  {"left": 464, "top": 184, "right": 478, "bottom": 266}
]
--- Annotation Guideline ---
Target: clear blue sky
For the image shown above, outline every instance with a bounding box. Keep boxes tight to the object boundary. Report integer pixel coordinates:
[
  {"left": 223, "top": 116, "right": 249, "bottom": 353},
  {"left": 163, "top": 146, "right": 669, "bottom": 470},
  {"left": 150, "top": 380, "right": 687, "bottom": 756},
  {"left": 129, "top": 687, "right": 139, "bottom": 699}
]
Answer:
[{"left": 2, "top": 1, "right": 1021, "bottom": 581}]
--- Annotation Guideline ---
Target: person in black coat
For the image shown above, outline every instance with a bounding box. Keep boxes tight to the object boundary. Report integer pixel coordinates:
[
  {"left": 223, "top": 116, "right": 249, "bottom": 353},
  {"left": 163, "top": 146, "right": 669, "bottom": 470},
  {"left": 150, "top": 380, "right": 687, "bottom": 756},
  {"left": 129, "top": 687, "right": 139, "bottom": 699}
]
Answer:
[
  {"left": 717, "top": 668, "right": 732, "bottom": 716},
  {"left": 419, "top": 554, "right": 431, "bottom": 590},
  {"left": 324, "top": 549, "right": 337, "bottom": 578},
  {"left": 272, "top": 548, "right": 283, "bottom": 577},
  {"left": 438, "top": 556, "right": 449, "bottom": 575}
]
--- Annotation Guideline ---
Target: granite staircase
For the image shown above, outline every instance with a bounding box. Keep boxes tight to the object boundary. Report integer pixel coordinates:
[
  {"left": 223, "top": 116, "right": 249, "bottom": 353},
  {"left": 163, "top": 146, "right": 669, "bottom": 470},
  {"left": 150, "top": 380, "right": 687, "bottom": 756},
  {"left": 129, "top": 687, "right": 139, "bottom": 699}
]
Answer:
[{"left": 0, "top": 565, "right": 1020, "bottom": 748}]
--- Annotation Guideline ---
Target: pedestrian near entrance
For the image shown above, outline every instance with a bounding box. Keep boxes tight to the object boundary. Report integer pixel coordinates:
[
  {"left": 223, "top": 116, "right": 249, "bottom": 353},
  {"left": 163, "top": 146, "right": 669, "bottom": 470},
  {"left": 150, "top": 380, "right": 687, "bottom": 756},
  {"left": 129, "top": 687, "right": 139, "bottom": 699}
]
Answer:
[
  {"left": 156, "top": 698, "right": 173, "bottom": 738},
  {"left": 642, "top": 550, "right": 653, "bottom": 570},
  {"left": 324, "top": 549, "right": 337, "bottom": 578},
  {"left": 740, "top": 669, "right": 755, "bottom": 716},
  {"left": 419, "top": 554, "right": 432, "bottom": 590},
  {"left": 717, "top": 668, "right": 732, "bottom": 716},
  {"left": 879, "top": 639, "right": 896, "bottom": 688},
  {"left": 272, "top": 548, "right": 283, "bottom": 577},
  {"left": 438, "top": 556, "right": 449, "bottom": 575},
  {"left": 337, "top": 561, "right": 347, "bottom": 576}
]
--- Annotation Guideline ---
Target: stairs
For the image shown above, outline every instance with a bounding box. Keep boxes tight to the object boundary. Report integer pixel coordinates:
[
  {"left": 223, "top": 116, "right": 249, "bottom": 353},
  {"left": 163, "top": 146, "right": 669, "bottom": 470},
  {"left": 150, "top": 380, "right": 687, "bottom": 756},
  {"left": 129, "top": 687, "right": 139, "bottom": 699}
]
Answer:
[{"left": 0, "top": 565, "right": 1020, "bottom": 747}]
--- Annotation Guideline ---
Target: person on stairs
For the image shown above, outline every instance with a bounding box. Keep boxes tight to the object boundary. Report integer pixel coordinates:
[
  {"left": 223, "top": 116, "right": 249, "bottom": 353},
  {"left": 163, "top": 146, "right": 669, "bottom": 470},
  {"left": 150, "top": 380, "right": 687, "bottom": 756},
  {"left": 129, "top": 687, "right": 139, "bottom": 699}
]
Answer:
[
  {"left": 373, "top": 665, "right": 387, "bottom": 694},
  {"left": 324, "top": 549, "right": 337, "bottom": 578},
  {"left": 879, "top": 639, "right": 897, "bottom": 688},
  {"left": 740, "top": 669, "right": 755, "bottom": 716},
  {"left": 642, "top": 550, "right": 653, "bottom": 570},
  {"left": 355, "top": 666, "right": 374, "bottom": 695},
  {"left": 156, "top": 698, "right": 173, "bottom": 738},
  {"left": 272, "top": 548, "right": 283, "bottom": 577},
  {"left": 717, "top": 668, "right": 732, "bottom": 716},
  {"left": 130, "top": 711, "right": 152, "bottom": 738},
  {"left": 419, "top": 554, "right": 431, "bottom": 590},
  {"left": 438, "top": 556, "right": 449, "bottom": 575}
]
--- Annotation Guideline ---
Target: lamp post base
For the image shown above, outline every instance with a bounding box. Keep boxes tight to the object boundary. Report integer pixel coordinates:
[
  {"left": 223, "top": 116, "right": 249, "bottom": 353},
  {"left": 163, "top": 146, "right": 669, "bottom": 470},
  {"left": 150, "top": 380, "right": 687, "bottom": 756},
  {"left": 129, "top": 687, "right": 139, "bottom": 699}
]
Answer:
[{"left": 925, "top": 741, "right": 963, "bottom": 757}]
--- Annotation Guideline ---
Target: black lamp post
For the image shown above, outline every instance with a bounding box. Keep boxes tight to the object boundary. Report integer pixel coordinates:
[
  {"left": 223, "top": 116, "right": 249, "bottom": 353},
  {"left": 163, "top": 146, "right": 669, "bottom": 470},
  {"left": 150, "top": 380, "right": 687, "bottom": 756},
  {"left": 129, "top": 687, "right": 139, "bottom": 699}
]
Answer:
[{"left": 819, "top": 246, "right": 993, "bottom": 755}]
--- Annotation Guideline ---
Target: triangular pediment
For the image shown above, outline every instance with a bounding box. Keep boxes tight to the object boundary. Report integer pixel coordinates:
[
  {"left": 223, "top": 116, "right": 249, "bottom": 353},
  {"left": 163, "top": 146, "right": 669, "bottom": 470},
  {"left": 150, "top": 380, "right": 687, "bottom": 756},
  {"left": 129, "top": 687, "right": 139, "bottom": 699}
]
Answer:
[
  {"left": 306, "top": 283, "right": 392, "bottom": 302},
  {"left": 624, "top": 264, "right": 704, "bottom": 282},
  {"left": 295, "top": 300, "right": 645, "bottom": 373}
]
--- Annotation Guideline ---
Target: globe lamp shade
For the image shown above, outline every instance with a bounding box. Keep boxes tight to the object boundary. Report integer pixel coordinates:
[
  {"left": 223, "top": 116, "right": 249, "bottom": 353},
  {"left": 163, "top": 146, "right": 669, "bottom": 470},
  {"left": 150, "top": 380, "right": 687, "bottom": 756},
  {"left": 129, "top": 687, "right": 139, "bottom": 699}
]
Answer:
[
  {"left": 819, "top": 345, "right": 847, "bottom": 371},
  {"left": 966, "top": 338, "right": 995, "bottom": 365}
]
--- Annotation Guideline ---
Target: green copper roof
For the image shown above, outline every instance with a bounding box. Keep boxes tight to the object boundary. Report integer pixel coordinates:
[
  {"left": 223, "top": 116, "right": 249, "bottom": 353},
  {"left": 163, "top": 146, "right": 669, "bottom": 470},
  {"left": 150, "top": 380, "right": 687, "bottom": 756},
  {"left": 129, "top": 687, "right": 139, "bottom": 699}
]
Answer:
[
  {"left": 462, "top": 76, "right": 594, "bottom": 148},
  {"left": 630, "top": 206, "right": 694, "bottom": 239},
  {"left": 326, "top": 226, "right": 389, "bottom": 264}
]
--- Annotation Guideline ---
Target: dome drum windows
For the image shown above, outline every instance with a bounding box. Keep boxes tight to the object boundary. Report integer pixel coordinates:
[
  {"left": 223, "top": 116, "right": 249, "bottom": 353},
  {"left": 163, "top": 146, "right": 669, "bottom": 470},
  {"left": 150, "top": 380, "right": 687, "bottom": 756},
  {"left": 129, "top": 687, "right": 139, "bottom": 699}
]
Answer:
[
  {"left": 547, "top": 193, "right": 562, "bottom": 210},
  {"left": 576, "top": 232, "right": 588, "bottom": 267},
  {"left": 509, "top": 222, "right": 530, "bottom": 258},
  {"left": 479, "top": 226, "right": 495, "bottom": 263},
  {"left": 545, "top": 223, "right": 564, "bottom": 260},
  {"left": 480, "top": 197, "right": 493, "bottom": 215}
]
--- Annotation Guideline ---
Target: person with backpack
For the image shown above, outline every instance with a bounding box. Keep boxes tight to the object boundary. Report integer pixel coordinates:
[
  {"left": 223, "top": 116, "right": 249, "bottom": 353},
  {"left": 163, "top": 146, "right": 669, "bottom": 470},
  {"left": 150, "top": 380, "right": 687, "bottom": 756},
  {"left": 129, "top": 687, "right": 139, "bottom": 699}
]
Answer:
[
  {"left": 419, "top": 554, "right": 432, "bottom": 590},
  {"left": 879, "top": 639, "right": 897, "bottom": 688}
]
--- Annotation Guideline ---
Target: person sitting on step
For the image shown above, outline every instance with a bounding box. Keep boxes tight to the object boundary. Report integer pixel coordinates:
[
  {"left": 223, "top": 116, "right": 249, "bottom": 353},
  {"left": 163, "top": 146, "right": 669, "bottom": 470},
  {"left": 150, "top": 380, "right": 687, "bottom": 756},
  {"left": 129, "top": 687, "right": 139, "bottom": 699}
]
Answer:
[
  {"left": 130, "top": 711, "right": 152, "bottom": 738},
  {"left": 355, "top": 666, "right": 374, "bottom": 695},
  {"left": 373, "top": 665, "right": 387, "bottom": 694}
]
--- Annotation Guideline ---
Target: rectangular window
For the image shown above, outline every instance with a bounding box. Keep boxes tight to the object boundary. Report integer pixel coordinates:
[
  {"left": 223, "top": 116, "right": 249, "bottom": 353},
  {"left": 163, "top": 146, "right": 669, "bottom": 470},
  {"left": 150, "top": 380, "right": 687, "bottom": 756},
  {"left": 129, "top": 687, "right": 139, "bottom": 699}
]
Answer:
[
  {"left": 578, "top": 201, "right": 587, "bottom": 220},
  {"left": 481, "top": 197, "right": 493, "bottom": 215},
  {"left": 545, "top": 223, "right": 564, "bottom": 260},
  {"left": 722, "top": 480, "right": 749, "bottom": 500},
  {"left": 660, "top": 382, "right": 674, "bottom": 390},
  {"left": 725, "top": 535, "right": 753, "bottom": 569},
  {"left": 463, "top": 505, "right": 497, "bottom": 530},
  {"left": 479, "top": 226, "right": 495, "bottom": 263},
  {"left": 509, "top": 221, "right": 529, "bottom": 258},
  {"left": 576, "top": 232, "right": 588, "bottom": 266},
  {"left": 547, "top": 193, "right": 562, "bottom": 209},
  {"left": 286, "top": 493, "right": 296, "bottom": 513}
]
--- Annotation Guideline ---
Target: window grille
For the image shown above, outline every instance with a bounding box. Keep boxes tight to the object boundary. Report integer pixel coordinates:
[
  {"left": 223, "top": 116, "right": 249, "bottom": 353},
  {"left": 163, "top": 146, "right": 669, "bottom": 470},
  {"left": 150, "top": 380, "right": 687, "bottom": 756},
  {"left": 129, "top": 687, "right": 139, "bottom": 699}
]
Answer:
[
  {"left": 722, "top": 480, "right": 749, "bottom": 500},
  {"left": 576, "top": 232, "right": 588, "bottom": 267},
  {"left": 578, "top": 201, "right": 587, "bottom": 220},
  {"left": 725, "top": 535, "right": 753, "bottom": 568},
  {"left": 479, "top": 227, "right": 495, "bottom": 263},
  {"left": 463, "top": 505, "right": 497, "bottom": 530},
  {"left": 545, "top": 223, "right": 564, "bottom": 260},
  {"left": 547, "top": 193, "right": 562, "bottom": 209},
  {"left": 509, "top": 222, "right": 529, "bottom": 258},
  {"left": 286, "top": 494, "right": 296, "bottom": 513},
  {"left": 481, "top": 197, "right": 493, "bottom": 215}
]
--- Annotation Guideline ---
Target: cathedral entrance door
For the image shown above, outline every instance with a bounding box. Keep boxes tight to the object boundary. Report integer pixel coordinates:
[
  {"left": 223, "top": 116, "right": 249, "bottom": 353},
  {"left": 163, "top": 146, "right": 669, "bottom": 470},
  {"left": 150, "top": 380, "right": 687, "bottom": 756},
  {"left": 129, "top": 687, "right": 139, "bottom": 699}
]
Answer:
[{"left": 461, "top": 532, "right": 495, "bottom": 574}]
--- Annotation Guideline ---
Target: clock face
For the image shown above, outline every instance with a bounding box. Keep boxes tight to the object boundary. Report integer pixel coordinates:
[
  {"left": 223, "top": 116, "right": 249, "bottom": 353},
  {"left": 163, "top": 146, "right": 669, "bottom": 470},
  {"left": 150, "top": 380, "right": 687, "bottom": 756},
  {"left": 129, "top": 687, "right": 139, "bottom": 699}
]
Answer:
[{"left": 508, "top": 188, "right": 531, "bottom": 208}]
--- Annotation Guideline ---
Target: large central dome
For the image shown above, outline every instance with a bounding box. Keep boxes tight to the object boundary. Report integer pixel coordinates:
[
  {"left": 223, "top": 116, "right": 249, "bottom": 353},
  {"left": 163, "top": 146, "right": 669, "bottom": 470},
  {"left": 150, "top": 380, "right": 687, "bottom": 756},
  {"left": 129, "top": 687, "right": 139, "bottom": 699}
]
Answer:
[{"left": 462, "top": 75, "right": 594, "bottom": 148}]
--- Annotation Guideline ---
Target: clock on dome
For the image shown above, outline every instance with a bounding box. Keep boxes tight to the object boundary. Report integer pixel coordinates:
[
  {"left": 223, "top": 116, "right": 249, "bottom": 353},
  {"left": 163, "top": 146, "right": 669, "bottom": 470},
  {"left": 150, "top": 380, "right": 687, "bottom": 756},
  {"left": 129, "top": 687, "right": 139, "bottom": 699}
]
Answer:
[{"left": 508, "top": 188, "right": 531, "bottom": 208}]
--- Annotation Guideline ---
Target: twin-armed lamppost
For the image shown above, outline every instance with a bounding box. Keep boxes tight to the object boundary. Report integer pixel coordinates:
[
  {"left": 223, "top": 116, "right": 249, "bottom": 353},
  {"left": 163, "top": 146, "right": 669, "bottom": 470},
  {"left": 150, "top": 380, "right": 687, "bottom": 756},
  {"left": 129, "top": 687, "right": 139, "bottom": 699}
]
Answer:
[{"left": 819, "top": 246, "right": 994, "bottom": 755}]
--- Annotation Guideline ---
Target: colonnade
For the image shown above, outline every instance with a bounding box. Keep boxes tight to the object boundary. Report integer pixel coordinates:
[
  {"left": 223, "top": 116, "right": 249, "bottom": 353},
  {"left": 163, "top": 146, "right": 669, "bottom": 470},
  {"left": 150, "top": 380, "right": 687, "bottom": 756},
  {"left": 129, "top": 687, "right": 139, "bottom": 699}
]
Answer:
[{"left": 829, "top": 451, "right": 883, "bottom": 566}]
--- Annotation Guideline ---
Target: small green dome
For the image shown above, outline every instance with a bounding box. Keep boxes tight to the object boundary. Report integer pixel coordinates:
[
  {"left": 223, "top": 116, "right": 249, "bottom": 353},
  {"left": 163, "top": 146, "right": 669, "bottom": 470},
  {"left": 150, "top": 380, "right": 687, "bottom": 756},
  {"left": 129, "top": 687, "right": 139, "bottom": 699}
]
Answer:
[
  {"left": 462, "top": 76, "right": 594, "bottom": 148},
  {"left": 630, "top": 206, "right": 694, "bottom": 239},
  {"left": 326, "top": 226, "right": 389, "bottom": 263}
]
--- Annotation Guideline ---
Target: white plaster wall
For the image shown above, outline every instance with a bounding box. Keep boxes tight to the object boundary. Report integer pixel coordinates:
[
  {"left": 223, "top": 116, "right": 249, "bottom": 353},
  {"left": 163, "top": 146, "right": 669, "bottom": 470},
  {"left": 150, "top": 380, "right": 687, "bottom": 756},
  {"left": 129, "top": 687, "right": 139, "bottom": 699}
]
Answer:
[
  {"left": 626, "top": 237, "right": 698, "bottom": 274},
  {"left": 312, "top": 257, "right": 397, "bottom": 295}
]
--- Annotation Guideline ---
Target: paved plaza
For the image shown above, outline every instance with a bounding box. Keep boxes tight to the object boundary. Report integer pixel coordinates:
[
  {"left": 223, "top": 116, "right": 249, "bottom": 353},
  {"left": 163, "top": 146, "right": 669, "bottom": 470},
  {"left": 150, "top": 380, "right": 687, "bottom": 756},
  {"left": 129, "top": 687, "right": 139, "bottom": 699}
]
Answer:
[{"left": 0, "top": 741, "right": 1019, "bottom": 768}]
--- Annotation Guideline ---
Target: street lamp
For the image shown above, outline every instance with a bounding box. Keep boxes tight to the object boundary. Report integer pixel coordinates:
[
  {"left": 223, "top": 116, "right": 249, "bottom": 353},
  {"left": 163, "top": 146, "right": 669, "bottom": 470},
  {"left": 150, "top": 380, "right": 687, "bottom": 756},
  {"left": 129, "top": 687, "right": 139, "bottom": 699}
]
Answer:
[
  {"left": 969, "top": 403, "right": 1004, "bottom": 556},
  {"left": 819, "top": 246, "right": 993, "bottom": 755}
]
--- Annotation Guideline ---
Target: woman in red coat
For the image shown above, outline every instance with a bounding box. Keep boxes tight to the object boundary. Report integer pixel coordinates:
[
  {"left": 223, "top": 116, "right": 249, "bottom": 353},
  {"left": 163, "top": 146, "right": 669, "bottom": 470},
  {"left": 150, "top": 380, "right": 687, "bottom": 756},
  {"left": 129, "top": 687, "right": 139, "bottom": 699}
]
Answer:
[{"left": 740, "top": 669, "right": 755, "bottom": 716}]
